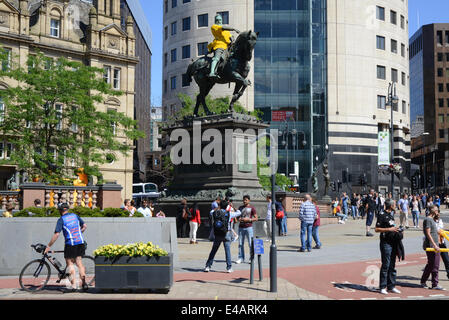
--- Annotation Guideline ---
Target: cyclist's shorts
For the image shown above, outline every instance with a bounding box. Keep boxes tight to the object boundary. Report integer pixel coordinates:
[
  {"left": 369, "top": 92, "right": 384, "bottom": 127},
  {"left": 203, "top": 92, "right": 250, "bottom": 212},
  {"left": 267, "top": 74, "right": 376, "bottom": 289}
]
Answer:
[{"left": 64, "top": 243, "right": 86, "bottom": 259}]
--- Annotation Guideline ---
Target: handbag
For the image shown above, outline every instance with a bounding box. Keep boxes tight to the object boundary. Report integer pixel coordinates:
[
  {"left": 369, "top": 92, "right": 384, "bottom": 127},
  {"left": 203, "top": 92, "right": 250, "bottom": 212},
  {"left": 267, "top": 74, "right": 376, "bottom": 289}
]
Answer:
[{"left": 275, "top": 210, "right": 284, "bottom": 220}]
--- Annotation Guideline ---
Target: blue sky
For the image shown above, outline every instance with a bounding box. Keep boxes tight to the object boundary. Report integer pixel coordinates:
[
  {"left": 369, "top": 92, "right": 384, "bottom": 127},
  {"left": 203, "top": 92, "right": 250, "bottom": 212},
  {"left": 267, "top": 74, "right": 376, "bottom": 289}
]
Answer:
[{"left": 140, "top": 0, "right": 449, "bottom": 107}]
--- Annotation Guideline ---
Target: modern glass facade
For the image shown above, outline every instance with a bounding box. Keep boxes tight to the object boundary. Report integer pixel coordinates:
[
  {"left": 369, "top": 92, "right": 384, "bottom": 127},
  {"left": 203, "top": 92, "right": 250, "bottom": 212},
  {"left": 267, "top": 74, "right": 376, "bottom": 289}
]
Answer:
[{"left": 254, "top": 0, "right": 327, "bottom": 191}]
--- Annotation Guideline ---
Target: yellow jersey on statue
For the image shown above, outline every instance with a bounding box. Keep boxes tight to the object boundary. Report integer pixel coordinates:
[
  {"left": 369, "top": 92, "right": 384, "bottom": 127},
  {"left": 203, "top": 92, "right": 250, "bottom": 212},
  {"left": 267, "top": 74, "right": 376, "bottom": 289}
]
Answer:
[{"left": 207, "top": 14, "right": 240, "bottom": 79}]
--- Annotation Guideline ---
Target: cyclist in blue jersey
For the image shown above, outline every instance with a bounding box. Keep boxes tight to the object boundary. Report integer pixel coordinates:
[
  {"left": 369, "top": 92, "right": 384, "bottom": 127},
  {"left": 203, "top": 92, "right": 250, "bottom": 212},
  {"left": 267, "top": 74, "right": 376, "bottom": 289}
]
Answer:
[{"left": 44, "top": 203, "right": 88, "bottom": 291}]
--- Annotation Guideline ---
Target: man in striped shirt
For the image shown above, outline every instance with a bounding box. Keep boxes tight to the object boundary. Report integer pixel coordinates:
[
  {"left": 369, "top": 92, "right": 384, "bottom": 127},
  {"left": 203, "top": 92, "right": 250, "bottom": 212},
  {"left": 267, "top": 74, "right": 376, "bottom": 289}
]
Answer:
[{"left": 298, "top": 194, "right": 318, "bottom": 252}]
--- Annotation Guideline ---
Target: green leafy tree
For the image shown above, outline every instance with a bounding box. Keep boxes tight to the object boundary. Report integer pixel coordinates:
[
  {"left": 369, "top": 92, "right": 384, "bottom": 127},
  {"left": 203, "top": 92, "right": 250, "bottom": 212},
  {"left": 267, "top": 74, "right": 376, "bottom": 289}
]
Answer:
[{"left": 0, "top": 50, "right": 145, "bottom": 184}]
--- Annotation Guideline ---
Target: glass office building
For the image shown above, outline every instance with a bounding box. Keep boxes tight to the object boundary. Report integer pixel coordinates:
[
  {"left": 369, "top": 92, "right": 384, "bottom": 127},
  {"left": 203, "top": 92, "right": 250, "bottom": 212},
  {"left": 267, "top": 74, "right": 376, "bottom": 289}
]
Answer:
[{"left": 254, "top": 0, "right": 327, "bottom": 191}]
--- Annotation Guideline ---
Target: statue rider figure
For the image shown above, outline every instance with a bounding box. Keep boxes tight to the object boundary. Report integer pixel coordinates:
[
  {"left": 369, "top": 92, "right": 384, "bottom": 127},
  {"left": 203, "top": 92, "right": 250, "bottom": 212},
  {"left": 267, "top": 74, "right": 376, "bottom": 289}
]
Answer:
[{"left": 208, "top": 14, "right": 240, "bottom": 79}]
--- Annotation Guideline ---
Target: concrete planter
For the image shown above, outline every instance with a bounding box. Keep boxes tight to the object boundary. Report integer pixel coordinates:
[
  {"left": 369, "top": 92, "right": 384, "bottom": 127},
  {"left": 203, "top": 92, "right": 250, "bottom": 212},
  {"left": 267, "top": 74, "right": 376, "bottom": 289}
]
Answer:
[{"left": 95, "top": 253, "right": 173, "bottom": 292}]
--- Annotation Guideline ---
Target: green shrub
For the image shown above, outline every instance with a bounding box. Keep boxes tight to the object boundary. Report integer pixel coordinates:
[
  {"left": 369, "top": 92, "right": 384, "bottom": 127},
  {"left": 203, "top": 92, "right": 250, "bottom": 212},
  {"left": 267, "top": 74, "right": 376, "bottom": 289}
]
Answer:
[
  {"left": 13, "top": 206, "right": 146, "bottom": 218},
  {"left": 14, "top": 207, "right": 59, "bottom": 217},
  {"left": 102, "top": 207, "right": 127, "bottom": 217}
]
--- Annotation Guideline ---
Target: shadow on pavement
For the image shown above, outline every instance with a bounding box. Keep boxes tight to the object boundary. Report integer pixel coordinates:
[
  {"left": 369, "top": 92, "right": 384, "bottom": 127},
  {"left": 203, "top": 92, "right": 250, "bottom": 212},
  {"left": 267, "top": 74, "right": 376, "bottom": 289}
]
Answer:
[{"left": 332, "top": 282, "right": 377, "bottom": 293}]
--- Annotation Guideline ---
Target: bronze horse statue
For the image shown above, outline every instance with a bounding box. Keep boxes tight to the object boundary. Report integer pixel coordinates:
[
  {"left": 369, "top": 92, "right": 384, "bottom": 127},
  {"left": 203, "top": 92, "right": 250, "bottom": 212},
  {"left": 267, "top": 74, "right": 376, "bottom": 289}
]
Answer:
[{"left": 186, "top": 30, "right": 258, "bottom": 117}]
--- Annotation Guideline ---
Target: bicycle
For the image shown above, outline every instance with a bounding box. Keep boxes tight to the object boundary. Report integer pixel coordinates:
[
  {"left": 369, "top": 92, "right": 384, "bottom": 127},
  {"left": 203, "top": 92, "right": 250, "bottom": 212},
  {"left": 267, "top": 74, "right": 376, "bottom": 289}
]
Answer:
[{"left": 19, "top": 243, "right": 95, "bottom": 292}]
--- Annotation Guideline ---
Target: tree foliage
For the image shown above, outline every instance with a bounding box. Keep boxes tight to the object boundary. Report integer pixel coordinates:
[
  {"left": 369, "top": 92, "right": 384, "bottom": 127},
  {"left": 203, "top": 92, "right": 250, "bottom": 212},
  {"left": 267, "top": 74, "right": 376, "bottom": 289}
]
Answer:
[{"left": 0, "top": 49, "right": 144, "bottom": 184}]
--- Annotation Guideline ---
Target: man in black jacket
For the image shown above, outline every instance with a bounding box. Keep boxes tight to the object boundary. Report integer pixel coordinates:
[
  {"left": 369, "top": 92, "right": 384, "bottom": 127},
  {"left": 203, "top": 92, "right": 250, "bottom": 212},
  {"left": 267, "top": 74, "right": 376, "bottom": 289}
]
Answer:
[
  {"left": 375, "top": 198, "right": 403, "bottom": 295},
  {"left": 364, "top": 189, "right": 377, "bottom": 237}
]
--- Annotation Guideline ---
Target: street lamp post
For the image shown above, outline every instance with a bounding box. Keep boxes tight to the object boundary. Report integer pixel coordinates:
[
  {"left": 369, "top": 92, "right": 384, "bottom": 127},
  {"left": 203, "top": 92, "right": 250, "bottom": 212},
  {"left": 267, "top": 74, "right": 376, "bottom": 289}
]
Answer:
[{"left": 386, "top": 82, "right": 399, "bottom": 198}]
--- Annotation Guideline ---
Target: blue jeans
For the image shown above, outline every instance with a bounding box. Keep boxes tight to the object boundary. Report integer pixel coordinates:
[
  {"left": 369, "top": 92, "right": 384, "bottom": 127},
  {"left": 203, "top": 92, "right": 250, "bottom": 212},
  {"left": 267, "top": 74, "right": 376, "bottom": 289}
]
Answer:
[
  {"left": 412, "top": 210, "right": 419, "bottom": 227},
  {"left": 312, "top": 226, "right": 321, "bottom": 247},
  {"left": 281, "top": 216, "right": 287, "bottom": 234},
  {"left": 336, "top": 212, "right": 347, "bottom": 221},
  {"left": 300, "top": 222, "right": 313, "bottom": 251},
  {"left": 379, "top": 240, "right": 397, "bottom": 290},
  {"left": 206, "top": 236, "right": 232, "bottom": 270},
  {"left": 351, "top": 205, "right": 358, "bottom": 219},
  {"left": 238, "top": 227, "right": 253, "bottom": 261}
]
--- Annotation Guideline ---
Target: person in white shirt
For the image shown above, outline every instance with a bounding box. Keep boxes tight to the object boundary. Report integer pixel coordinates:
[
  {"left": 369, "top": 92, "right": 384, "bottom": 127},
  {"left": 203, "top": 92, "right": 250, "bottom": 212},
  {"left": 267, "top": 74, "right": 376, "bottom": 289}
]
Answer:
[
  {"left": 265, "top": 195, "right": 272, "bottom": 241},
  {"left": 137, "top": 200, "right": 152, "bottom": 217}
]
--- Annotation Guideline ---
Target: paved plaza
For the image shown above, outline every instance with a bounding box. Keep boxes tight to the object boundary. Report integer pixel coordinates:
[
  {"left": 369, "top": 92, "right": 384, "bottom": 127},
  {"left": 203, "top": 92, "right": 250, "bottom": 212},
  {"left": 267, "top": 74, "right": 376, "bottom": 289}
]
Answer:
[{"left": 2, "top": 211, "right": 449, "bottom": 301}]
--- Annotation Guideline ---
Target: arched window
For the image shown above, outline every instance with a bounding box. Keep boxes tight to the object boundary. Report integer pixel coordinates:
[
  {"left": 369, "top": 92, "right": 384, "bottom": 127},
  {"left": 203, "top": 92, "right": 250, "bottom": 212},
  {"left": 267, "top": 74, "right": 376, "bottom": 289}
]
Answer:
[{"left": 50, "top": 8, "right": 62, "bottom": 38}]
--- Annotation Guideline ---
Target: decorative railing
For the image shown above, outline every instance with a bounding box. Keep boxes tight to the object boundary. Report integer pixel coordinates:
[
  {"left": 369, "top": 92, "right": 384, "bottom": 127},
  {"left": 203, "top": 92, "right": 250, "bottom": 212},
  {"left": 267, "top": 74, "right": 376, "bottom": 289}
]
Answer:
[
  {"left": 44, "top": 186, "right": 100, "bottom": 209},
  {"left": 0, "top": 191, "right": 20, "bottom": 210}
]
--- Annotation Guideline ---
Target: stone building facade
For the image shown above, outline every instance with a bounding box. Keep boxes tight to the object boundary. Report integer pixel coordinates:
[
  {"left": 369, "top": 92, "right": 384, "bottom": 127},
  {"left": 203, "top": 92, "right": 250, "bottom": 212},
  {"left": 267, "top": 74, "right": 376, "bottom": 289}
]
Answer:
[{"left": 0, "top": 0, "right": 141, "bottom": 200}]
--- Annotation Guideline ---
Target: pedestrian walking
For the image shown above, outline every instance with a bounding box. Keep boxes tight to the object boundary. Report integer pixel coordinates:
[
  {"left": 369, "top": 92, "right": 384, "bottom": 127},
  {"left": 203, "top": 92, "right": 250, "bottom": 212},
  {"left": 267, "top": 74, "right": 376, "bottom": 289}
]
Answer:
[
  {"left": 312, "top": 199, "right": 322, "bottom": 249},
  {"left": 364, "top": 189, "right": 377, "bottom": 237},
  {"left": 44, "top": 203, "right": 88, "bottom": 291},
  {"left": 411, "top": 195, "right": 421, "bottom": 228},
  {"left": 341, "top": 192, "right": 349, "bottom": 219},
  {"left": 351, "top": 193, "right": 358, "bottom": 220},
  {"left": 177, "top": 198, "right": 189, "bottom": 238},
  {"left": 420, "top": 205, "right": 446, "bottom": 290},
  {"left": 265, "top": 195, "right": 272, "bottom": 241},
  {"left": 189, "top": 202, "right": 201, "bottom": 244},
  {"left": 236, "top": 195, "right": 258, "bottom": 264},
  {"left": 397, "top": 194, "right": 410, "bottom": 229},
  {"left": 275, "top": 201, "right": 286, "bottom": 236},
  {"left": 209, "top": 197, "right": 221, "bottom": 241},
  {"left": 425, "top": 196, "right": 434, "bottom": 217},
  {"left": 445, "top": 195, "right": 449, "bottom": 209},
  {"left": 375, "top": 198, "right": 404, "bottom": 295},
  {"left": 225, "top": 199, "right": 239, "bottom": 242},
  {"left": 204, "top": 200, "right": 242, "bottom": 273},
  {"left": 298, "top": 194, "right": 317, "bottom": 252}
]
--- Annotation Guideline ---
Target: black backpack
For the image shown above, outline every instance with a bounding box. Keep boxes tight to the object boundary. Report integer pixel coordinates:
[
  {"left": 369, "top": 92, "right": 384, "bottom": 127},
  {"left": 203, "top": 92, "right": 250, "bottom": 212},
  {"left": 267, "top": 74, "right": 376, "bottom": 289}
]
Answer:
[{"left": 213, "top": 209, "right": 229, "bottom": 237}]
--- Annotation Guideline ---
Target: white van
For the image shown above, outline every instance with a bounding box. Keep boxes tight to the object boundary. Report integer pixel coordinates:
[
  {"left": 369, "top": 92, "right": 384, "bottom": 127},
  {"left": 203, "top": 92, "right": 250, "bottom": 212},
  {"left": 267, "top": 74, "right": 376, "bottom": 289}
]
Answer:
[{"left": 132, "top": 183, "right": 161, "bottom": 203}]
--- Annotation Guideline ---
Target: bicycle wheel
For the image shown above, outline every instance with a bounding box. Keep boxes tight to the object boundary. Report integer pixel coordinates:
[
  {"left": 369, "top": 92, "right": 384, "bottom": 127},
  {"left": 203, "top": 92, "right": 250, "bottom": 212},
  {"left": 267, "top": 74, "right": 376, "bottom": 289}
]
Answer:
[
  {"left": 81, "top": 255, "right": 95, "bottom": 286},
  {"left": 19, "top": 259, "right": 51, "bottom": 292}
]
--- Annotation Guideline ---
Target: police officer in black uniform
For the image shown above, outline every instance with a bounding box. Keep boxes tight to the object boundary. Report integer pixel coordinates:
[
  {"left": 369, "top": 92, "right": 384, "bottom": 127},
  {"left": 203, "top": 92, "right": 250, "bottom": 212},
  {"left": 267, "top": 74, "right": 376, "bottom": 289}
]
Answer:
[{"left": 375, "top": 198, "right": 402, "bottom": 295}]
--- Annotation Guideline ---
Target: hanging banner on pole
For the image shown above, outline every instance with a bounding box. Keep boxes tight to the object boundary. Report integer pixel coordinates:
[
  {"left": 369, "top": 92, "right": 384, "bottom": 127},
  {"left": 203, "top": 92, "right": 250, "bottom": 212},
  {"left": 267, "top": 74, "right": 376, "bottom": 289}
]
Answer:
[{"left": 378, "top": 131, "right": 390, "bottom": 166}]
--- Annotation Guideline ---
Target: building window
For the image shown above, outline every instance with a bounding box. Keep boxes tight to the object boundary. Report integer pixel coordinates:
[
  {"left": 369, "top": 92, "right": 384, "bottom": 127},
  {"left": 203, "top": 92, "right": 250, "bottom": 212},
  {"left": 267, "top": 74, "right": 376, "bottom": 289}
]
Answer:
[
  {"left": 170, "top": 76, "right": 176, "bottom": 90},
  {"left": 103, "top": 66, "right": 111, "bottom": 84},
  {"left": 198, "top": 14, "right": 208, "bottom": 28},
  {"left": 439, "top": 83, "right": 444, "bottom": 92},
  {"left": 376, "top": 6, "right": 385, "bottom": 21},
  {"left": 183, "top": 0, "right": 191, "bottom": 3},
  {"left": 402, "top": 100, "right": 406, "bottom": 114},
  {"left": 164, "top": 0, "right": 168, "bottom": 13},
  {"left": 377, "top": 65, "right": 386, "bottom": 80},
  {"left": 437, "top": 31, "right": 443, "bottom": 45},
  {"left": 376, "top": 35, "right": 385, "bottom": 50},
  {"left": 446, "top": 83, "right": 449, "bottom": 92},
  {"left": 182, "top": 73, "right": 190, "bottom": 87},
  {"left": 107, "top": 108, "right": 117, "bottom": 135},
  {"left": 391, "top": 39, "right": 398, "bottom": 53},
  {"left": 71, "top": 106, "right": 78, "bottom": 132},
  {"left": 0, "top": 98, "right": 4, "bottom": 123},
  {"left": 171, "top": 21, "right": 177, "bottom": 36},
  {"left": 439, "top": 114, "right": 444, "bottom": 123},
  {"left": 182, "top": 17, "right": 191, "bottom": 31},
  {"left": 438, "top": 68, "right": 444, "bottom": 77},
  {"left": 439, "top": 98, "right": 445, "bottom": 107},
  {"left": 197, "top": 42, "right": 208, "bottom": 56},
  {"left": 390, "top": 10, "right": 397, "bottom": 25},
  {"left": 163, "top": 79, "right": 167, "bottom": 94},
  {"left": 164, "top": 26, "right": 168, "bottom": 40},
  {"left": 164, "top": 53, "right": 168, "bottom": 67},
  {"left": 446, "top": 31, "right": 449, "bottom": 44},
  {"left": 171, "top": 48, "right": 177, "bottom": 62},
  {"left": 113, "top": 68, "right": 121, "bottom": 90},
  {"left": 377, "top": 95, "right": 386, "bottom": 109},
  {"left": 401, "top": 43, "right": 405, "bottom": 57},
  {"left": 50, "top": 19, "right": 60, "bottom": 38},
  {"left": 217, "top": 11, "right": 229, "bottom": 24},
  {"left": 391, "top": 68, "right": 398, "bottom": 83},
  {"left": 438, "top": 52, "right": 444, "bottom": 61},
  {"left": 172, "top": 0, "right": 177, "bottom": 8},
  {"left": 55, "top": 104, "right": 62, "bottom": 131},
  {"left": 400, "top": 15, "right": 405, "bottom": 29},
  {"left": 182, "top": 45, "right": 190, "bottom": 59},
  {"left": 401, "top": 72, "right": 406, "bottom": 85},
  {"left": 439, "top": 129, "right": 445, "bottom": 139},
  {"left": 1, "top": 48, "right": 11, "bottom": 71}
]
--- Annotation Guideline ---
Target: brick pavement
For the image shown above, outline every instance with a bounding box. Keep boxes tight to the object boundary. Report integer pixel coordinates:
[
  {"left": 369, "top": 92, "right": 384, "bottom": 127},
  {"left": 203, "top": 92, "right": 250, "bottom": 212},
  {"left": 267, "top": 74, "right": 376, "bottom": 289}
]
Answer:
[{"left": 1, "top": 212, "right": 449, "bottom": 301}]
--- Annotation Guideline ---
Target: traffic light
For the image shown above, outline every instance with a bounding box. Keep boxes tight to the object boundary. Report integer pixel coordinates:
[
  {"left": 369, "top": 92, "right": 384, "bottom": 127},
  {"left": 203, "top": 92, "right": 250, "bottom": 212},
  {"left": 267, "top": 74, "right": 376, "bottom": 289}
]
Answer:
[{"left": 427, "top": 176, "right": 432, "bottom": 187}]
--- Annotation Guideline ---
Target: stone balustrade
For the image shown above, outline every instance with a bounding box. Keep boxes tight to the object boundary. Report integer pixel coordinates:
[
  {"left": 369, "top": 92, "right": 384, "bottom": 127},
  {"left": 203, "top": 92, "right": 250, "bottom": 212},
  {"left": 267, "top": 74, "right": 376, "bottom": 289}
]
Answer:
[{"left": 0, "top": 191, "right": 20, "bottom": 210}]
